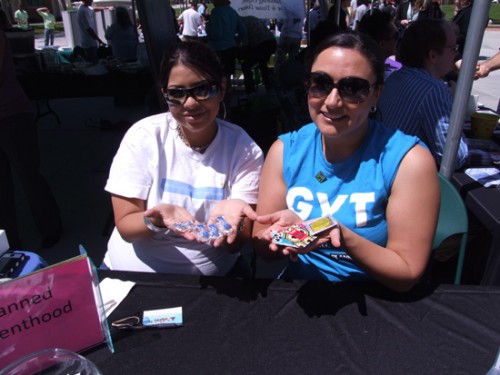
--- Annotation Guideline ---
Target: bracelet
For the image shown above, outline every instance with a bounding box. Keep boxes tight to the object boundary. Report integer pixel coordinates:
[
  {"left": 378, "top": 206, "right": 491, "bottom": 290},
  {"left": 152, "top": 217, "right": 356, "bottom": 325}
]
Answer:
[{"left": 144, "top": 216, "right": 170, "bottom": 235}]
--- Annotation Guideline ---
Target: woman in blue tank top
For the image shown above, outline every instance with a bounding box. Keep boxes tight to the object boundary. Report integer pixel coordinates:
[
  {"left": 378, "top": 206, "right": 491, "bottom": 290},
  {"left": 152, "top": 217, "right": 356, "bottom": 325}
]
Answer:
[{"left": 253, "top": 32, "right": 439, "bottom": 292}]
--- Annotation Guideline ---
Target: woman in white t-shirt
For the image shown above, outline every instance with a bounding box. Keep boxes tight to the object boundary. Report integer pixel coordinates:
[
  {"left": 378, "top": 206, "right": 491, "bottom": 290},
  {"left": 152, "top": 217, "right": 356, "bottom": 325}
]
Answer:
[{"left": 102, "top": 40, "right": 263, "bottom": 276}]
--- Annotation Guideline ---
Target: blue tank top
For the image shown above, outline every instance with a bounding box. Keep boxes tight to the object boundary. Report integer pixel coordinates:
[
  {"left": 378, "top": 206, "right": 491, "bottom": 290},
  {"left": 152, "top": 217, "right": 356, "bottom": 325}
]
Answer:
[{"left": 279, "top": 120, "right": 422, "bottom": 281}]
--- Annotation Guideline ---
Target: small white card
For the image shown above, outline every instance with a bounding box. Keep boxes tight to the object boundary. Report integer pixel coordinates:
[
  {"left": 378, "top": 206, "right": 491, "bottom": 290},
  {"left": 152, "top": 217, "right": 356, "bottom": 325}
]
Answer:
[
  {"left": 465, "top": 167, "right": 500, "bottom": 188},
  {"left": 143, "top": 307, "right": 183, "bottom": 327}
]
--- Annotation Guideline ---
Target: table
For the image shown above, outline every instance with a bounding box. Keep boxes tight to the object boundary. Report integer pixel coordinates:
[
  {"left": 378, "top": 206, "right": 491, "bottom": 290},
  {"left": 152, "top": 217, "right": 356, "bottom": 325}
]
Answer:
[
  {"left": 84, "top": 271, "right": 500, "bottom": 374},
  {"left": 453, "top": 172, "right": 500, "bottom": 285},
  {"left": 18, "top": 69, "right": 155, "bottom": 102},
  {"left": 17, "top": 69, "right": 156, "bottom": 124}
]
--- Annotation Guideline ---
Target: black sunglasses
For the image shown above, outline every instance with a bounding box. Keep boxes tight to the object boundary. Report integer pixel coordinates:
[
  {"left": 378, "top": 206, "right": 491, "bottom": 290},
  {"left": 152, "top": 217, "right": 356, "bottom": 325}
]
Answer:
[
  {"left": 306, "top": 72, "right": 376, "bottom": 104},
  {"left": 163, "top": 82, "right": 218, "bottom": 106}
]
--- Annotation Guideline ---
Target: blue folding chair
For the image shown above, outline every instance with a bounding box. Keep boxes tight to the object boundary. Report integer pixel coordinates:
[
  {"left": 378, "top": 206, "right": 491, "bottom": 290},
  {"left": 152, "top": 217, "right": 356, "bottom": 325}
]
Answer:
[{"left": 432, "top": 174, "right": 469, "bottom": 285}]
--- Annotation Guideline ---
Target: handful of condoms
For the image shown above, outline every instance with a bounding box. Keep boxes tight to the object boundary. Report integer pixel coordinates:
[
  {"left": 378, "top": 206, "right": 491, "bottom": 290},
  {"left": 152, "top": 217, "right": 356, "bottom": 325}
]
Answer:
[
  {"left": 271, "top": 215, "right": 338, "bottom": 248},
  {"left": 175, "top": 216, "right": 235, "bottom": 243}
]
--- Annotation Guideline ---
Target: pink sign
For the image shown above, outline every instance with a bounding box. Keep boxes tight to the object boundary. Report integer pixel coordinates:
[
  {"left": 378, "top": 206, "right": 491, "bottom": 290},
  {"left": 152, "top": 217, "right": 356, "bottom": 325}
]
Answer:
[{"left": 0, "top": 255, "right": 107, "bottom": 368}]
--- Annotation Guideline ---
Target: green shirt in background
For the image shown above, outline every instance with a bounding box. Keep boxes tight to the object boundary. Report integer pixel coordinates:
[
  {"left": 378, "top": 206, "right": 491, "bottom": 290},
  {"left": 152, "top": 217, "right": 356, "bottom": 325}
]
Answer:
[
  {"left": 37, "top": 10, "right": 56, "bottom": 30},
  {"left": 14, "top": 9, "right": 29, "bottom": 29}
]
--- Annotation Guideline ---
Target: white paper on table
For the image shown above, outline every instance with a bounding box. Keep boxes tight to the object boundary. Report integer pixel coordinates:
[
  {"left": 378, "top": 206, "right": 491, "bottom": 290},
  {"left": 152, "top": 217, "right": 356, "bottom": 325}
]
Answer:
[
  {"left": 99, "top": 277, "right": 136, "bottom": 317},
  {"left": 465, "top": 167, "right": 500, "bottom": 188}
]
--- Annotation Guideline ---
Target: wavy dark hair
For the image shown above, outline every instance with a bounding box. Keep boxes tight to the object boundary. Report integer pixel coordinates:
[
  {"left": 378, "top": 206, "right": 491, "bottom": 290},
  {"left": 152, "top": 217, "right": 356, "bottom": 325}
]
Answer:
[
  {"left": 159, "top": 40, "right": 224, "bottom": 92},
  {"left": 305, "top": 31, "right": 385, "bottom": 88}
]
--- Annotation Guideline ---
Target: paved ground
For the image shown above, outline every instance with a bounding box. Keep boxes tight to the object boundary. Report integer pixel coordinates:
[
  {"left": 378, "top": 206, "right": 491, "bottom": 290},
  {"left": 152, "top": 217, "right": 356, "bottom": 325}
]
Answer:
[{"left": 8, "top": 28, "right": 499, "bottom": 280}]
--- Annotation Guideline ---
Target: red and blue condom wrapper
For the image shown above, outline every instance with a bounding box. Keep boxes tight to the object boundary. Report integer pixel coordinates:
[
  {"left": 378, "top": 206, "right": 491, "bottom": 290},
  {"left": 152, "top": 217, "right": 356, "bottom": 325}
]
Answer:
[{"left": 271, "top": 215, "right": 338, "bottom": 248}]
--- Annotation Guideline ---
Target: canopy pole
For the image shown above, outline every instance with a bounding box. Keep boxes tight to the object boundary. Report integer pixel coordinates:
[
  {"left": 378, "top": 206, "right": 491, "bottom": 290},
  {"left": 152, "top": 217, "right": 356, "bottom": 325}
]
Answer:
[{"left": 440, "top": 0, "right": 491, "bottom": 179}]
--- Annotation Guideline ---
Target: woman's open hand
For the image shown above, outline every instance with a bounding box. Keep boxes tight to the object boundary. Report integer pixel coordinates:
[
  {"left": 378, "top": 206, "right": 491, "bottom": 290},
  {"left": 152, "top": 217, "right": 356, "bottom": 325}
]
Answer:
[
  {"left": 256, "top": 210, "right": 342, "bottom": 261},
  {"left": 144, "top": 203, "right": 198, "bottom": 241},
  {"left": 208, "top": 199, "right": 257, "bottom": 246}
]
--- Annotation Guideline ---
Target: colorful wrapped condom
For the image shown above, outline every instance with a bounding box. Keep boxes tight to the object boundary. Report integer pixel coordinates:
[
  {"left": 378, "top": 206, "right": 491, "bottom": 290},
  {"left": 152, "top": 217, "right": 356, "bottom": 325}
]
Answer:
[
  {"left": 207, "top": 223, "right": 220, "bottom": 239},
  {"left": 215, "top": 216, "right": 233, "bottom": 235},
  {"left": 174, "top": 221, "right": 194, "bottom": 232},
  {"left": 271, "top": 215, "right": 338, "bottom": 248},
  {"left": 193, "top": 224, "right": 211, "bottom": 243}
]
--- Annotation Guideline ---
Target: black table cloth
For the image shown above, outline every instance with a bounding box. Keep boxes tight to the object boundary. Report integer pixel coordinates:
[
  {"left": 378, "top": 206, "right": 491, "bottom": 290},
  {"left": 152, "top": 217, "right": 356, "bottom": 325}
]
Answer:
[
  {"left": 453, "top": 172, "right": 500, "bottom": 285},
  {"left": 17, "top": 70, "right": 155, "bottom": 106},
  {"left": 83, "top": 271, "right": 500, "bottom": 374}
]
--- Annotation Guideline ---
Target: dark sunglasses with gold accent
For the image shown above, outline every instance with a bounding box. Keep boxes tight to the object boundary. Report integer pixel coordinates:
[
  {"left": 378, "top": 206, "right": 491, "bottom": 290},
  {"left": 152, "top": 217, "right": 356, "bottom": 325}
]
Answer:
[
  {"left": 306, "top": 72, "right": 377, "bottom": 104},
  {"left": 163, "top": 81, "right": 218, "bottom": 106}
]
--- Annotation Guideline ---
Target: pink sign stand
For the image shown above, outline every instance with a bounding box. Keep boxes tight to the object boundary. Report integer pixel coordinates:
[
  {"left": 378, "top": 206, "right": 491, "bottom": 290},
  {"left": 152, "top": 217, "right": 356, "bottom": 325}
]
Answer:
[{"left": 0, "top": 251, "right": 113, "bottom": 368}]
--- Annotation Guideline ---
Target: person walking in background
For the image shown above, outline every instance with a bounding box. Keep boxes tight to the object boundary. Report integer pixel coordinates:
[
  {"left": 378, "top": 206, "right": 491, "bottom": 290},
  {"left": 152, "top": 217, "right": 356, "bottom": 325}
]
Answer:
[
  {"left": 452, "top": 0, "right": 474, "bottom": 60},
  {"left": 0, "top": 29, "right": 62, "bottom": 249},
  {"left": 206, "top": 0, "right": 246, "bottom": 80},
  {"left": 395, "top": 0, "right": 415, "bottom": 33},
  {"left": 198, "top": 2, "right": 207, "bottom": 17},
  {"left": 105, "top": 6, "right": 138, "bottom": 61},
  {"left": 237, "top": 15, "right": 277, "bottom": 95},
  {"left": 77, "top": 0, "right": 105, "bottom": 63},
  {"left": 36, "top": 7, "right": 56, "bottom": 47},
  {"left": 417, "top": 0, "right": 444, "bottom": 20},
  {"left": 206, "top": 0, "right": 246, "bottom": 113},
  {"left": 274, "top": 14, "right": 303, "bottom": 83},
  {"left": 177, "top": 2, "right": 203, "bottom": 41},
  {"left": 349, "top": 0, "right": 358, "bottom": 28},
  {"left": 409, "top": 0, "right": 425, "bottom": 21},
  {"left": 377, "top": 19, "right": 469, "bottom": 170},
  {"left": 304, "top": 0, "right": 325, "bottom": 39},
  {"left": 305, "top": 1, "right": 324, "bottom": 34},
  {"left": 380, "top": 0, "right": 396, "bottom": 19},
  {"left": 14, "top": 4, "right": 28, "bottom": 29},
  {"left": 352, "top": 0, "right": 370, "bottom": 31},
  {"left": 327, "top": 0, "right": 351, "bottom": 31}
]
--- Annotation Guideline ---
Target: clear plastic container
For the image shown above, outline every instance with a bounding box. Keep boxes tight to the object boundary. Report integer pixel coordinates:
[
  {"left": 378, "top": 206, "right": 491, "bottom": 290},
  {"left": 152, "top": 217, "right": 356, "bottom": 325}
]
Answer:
[{"left": 0, "top": 348, "right": 102, "bottom": 375}]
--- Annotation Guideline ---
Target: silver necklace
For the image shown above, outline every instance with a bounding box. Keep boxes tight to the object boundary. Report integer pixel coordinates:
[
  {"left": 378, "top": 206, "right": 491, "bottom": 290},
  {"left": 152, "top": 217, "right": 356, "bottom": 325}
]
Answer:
[{"left": 176, "top": 123, "right": 210, "bottom": 153}]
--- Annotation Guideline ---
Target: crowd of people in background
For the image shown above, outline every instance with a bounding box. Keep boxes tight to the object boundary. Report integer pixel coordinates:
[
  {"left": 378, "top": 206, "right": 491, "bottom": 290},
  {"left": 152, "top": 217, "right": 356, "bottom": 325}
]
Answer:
[{"left": 1, "top": 0, "right": 488, "bottom": 94}]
